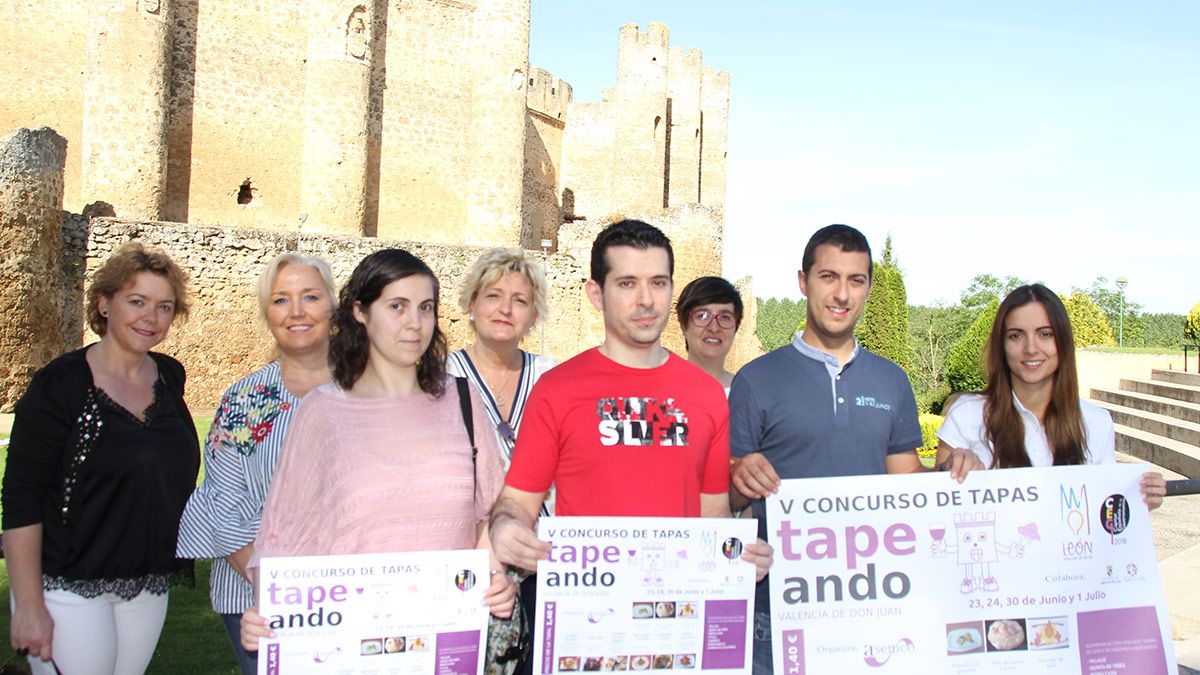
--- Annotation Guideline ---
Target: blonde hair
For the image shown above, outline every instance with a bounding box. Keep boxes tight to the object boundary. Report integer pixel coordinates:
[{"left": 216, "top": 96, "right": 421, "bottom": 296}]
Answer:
[
  {"left": 457, "top": 248, "right": 548, "bottom": 324},
  {"left": 87, "top": 242, "right": 190, "bottom": 336},
  {"left": 255, "top": 252, "right": 337, "bottom": 318}
]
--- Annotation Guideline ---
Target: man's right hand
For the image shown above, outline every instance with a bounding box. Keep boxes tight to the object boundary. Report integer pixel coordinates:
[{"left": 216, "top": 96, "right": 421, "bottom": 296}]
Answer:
[
  {"left": 10, "top": 602, "right": 54, "bottom": 662},
  {"left": 490, "top": 512, "right": 552, "bottom": 571},
  {"left": 731, "top": 453, "right": 781, "bottom": 500}
]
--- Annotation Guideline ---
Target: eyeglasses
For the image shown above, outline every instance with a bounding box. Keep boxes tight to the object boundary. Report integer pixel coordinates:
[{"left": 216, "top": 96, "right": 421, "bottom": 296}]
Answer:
[{"left": 689, "top": 309, "right": 738, "bottom": 330}]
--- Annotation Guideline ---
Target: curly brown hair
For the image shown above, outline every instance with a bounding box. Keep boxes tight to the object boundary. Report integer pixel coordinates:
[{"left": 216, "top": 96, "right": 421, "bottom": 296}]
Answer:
[{"left": 86, "top": 242, "right": 191, "bottom": 336}]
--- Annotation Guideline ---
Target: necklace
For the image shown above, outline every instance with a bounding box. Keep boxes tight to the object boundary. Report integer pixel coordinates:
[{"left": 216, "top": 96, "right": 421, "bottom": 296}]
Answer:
[{"left": 470, "top": 346, "right": 520, "bottom": 411}]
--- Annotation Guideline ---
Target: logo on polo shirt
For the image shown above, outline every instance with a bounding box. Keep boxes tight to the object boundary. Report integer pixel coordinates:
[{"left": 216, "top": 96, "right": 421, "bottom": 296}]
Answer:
[
  {"left": 596, "top": 396, "right": 689, "bottom": 447},
  {"left": 854, "top": 395, "right": 893, "bottom": 411}
]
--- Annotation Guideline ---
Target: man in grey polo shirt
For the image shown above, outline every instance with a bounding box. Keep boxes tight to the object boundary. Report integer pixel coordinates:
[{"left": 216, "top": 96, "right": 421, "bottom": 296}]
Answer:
[{"left": 728, "top": 224, "right": 980, "bottom": 674}]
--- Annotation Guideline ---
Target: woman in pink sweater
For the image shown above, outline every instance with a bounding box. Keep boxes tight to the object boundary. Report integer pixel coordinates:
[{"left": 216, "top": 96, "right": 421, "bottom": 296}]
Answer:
[{"left": 240, "top": 249, "right": 516, "bottom": 650}]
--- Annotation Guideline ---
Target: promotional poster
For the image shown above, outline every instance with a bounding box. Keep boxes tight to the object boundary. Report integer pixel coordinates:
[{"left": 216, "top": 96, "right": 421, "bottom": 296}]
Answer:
[
  {"left": 766, "top": 464, "right": 1174, "bottom": 674},
  {"left": 534, "top": 517, "right": 758, "bottom": 673},
  {"left": 257, "top": 549, "right": 490, "bottom": 674}
]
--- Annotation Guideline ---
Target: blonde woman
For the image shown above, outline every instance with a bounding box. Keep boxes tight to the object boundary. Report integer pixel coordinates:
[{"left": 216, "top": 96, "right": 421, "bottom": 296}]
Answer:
[{"left": 176, "top": 253, "right": 336, "bottom": 674}]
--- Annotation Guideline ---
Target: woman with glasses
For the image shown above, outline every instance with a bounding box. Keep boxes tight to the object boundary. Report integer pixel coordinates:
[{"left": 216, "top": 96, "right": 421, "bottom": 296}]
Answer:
[
  {"left": 446, "top": 248, "right": 555, "bottom": 674},
  {"left": 676, "top": 276, "right": 743, "bottom": 392}
]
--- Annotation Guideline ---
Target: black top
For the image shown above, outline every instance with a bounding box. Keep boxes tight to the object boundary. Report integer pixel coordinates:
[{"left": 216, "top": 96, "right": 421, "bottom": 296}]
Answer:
[{"left": 2, "top": 347, "right": 199, "bottom": 591}]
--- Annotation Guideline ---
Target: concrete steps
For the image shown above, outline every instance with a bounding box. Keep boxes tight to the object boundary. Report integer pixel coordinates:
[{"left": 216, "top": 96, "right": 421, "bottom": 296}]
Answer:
[
  {"left": 1091, "top": 369, "right": 1200, "bottom": 480},
  {"left": 1154, "top": 369, "right": 1200, "bottom": 388}
]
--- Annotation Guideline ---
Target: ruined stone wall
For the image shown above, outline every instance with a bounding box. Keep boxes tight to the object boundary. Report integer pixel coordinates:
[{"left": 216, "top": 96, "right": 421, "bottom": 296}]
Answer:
[
  {"left": 0, "top": 128, "right": 68, "bottom": 410},
  {"left": 374, "top": 1, "right": 476, "bottom": 242},
  {"left": 612, "top": 23, "right": 668, "bottom": 214},
  {"left": 555, "top": 23, "right": 729, "bottom": 229},
  {"left": 522, "top": 68, "right": 571, "bottom": 247},
  {"left": 70, "top": 209, "right": 754, "bottom": 413},
  {"left": 558, "top": 101, "right": 615, "bottom": 223},
  {"left": 700, "top": 67, "right": 730, "bottom": 211},
  {"left": 166, "top": 0, "right": 307, "bottom": 228},
  {"left": 1, "top": 0, "right": 533, "bottom": 246},
  {"left": 0, "top": 2, "right": 87, "bottom": 211},
  {"left": 667, "top": 47, "right": 702, "bottom": 207}
]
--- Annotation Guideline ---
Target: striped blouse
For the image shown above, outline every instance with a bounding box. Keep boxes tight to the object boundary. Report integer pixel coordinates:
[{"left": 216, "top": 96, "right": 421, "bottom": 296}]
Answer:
[
  {"left": 447, "top": 349, "right": 556, "bottom": 516},
  {"left": 176, "top": 361, "right": 299, "bottom": 614}
]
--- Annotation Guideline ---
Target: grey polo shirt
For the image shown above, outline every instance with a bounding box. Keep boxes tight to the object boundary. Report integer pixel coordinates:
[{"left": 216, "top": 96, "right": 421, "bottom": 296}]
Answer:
[{"left": 729, "top": 332, "right": 923, "bottom": 614}]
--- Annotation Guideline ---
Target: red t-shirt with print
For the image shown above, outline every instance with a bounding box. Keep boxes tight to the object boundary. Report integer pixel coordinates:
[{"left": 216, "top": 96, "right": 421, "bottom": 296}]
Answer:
[{"left": 505, "top": 348, "right": 729, "bottom": 517}]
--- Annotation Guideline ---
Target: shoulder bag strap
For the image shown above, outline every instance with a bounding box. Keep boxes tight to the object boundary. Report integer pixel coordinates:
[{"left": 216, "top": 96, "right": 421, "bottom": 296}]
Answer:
[{"left": 455, "top": 377, "right": 477, "bottom": 503}]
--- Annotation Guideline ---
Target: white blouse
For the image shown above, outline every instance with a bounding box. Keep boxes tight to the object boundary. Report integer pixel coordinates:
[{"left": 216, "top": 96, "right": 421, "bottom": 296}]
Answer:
[{"left": 938, "top": 393, "right": 1116, "bottom": 468}]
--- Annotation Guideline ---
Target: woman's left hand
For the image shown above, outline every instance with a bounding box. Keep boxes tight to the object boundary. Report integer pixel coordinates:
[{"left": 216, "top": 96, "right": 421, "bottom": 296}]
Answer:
[
  {"left": 1141, "top": 472, "right": 1167, "bottom": 511},
  {"left": 485, "top": 569, "right": 517, "bottom": 619}
]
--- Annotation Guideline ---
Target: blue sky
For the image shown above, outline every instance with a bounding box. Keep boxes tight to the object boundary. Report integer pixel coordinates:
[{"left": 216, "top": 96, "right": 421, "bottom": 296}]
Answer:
[{"left": 530, "top": 2, "right": 1200, "bottom": 313}]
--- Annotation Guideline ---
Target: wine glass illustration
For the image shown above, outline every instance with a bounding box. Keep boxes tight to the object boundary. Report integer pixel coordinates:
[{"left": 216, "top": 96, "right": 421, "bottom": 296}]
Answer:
[{"left": 930, "top": 521, "right": 947, "bottom": 554}]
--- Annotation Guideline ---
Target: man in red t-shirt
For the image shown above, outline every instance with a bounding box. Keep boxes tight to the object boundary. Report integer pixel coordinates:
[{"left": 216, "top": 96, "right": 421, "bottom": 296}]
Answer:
[{"left": 490, "top": 219, "right": 771, "bottom": 580}]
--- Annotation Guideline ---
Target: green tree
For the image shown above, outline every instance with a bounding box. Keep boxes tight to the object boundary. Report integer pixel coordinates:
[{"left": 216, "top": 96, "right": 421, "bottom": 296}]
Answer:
[
  {"left": 1061, "top": 291, "right": 1114, "bottom": 347},
  {"left": 908, "top": 304, "right": 973, "bottom": 412},
  {"left": 1140, "top": 313, "right": 1186, "bottom": 348},
  {"left": 1079, "top": 277, "right": 1144, "bottom": 346},
  {"left": 857, "top": 235, "right": 910, "bottom": 369},
  {"left": 1186, "top": 302, "right": 1200, "bottom": 343},
  {"left": 946, "top": 299, "right": 998, "bottom": 393},
  {"left": 754, "top": 297, "right": 807, "bottom": 351},
  {"left": 959, "top": 274, "right": 1026, "bottom": 313}
]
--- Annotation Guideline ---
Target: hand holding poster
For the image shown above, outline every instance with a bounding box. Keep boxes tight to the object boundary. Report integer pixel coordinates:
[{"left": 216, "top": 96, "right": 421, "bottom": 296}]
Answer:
[
  {"left": 534, "top": 517, "right": 758, "bottom": 673},
  {"left": 256, "top": 549, "right": 490, "bottom": 675},
  {"left": 766, "top": 464, "right": 1174, "bottom": 674}
]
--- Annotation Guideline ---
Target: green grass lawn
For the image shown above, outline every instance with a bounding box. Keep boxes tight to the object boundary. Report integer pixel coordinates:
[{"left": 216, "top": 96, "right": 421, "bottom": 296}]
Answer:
[{"left": 0, "top": 419, "right": 241, "bottom": 673}]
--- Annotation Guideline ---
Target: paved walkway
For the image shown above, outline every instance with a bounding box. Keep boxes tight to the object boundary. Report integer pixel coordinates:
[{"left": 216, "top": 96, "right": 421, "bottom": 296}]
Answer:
[{"left": 1134, "top": 453, "right": 1200, "bottom": 673}]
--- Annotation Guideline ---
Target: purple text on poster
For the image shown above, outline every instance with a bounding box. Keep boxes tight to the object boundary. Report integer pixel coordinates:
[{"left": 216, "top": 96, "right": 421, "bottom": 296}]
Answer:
[
  {"left": 542, "top": 602, "right": 557, "bottom": 675},
  {"left": 435, "top": 630, "right": 482, "bottom": 675},
  {"left": 1077, "top": 606, "right": 1167, "bottom": 675},
  {"left": 701, "top": 599, "right": 748, "bottom": 669}
]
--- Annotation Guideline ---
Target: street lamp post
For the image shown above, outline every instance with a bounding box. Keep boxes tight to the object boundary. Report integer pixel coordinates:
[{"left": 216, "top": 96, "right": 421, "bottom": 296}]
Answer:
[{"left": 1115, "top": 276, "right": 1128, "bottom": 348}]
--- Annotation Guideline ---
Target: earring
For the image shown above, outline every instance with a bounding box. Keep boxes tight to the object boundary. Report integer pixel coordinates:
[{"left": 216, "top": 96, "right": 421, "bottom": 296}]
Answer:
[
  {"left": 101, "top": 310, "right": 108, "bottom": 317},
  {"left": 469, "top": 314, "right": 475, "bottom": 321}
]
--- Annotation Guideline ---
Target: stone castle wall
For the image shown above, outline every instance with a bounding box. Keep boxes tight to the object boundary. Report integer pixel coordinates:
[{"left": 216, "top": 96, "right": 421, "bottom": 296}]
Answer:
[
  {"left": 0, "top": 6, "right": 754, "bottom": 410},
  {"left": 69, "top": 212, "right": 754, "bottom": 414}
]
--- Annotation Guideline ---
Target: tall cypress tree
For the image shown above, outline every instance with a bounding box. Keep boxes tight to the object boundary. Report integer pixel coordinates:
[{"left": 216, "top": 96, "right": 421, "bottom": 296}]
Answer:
[{"left": 857, "top": 235, "right": 910, "bottom": 369}]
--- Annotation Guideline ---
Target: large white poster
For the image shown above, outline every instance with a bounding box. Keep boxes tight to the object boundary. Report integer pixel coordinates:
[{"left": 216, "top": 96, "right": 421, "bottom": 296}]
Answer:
[
  {"left": 257, "top": 549, "right": 490, "bottom": 675},
  {"left": 766, "top": 464, "right": 1174, "bottom": 674},
  {"left": 534, "top": 517, "right": 758, "bottom": 673}
]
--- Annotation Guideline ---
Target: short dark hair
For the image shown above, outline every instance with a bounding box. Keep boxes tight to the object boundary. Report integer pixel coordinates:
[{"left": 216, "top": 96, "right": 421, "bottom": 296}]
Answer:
[
  {"left": 676, "top": 276, "right": 743, "bottom": 329},
  {"left": 590, "top": 219, "right": 674, "bottom": 285},
  {"left": 801, "top": 224, "right": 873, "bottom": 282},
  {"left": 330, "top": 249, "right": 447, "bottom": 396}
]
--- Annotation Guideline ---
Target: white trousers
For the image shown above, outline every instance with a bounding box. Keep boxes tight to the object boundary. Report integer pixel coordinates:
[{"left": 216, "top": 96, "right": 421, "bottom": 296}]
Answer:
[{"left": 24, "top": 588, "right": 169, "bottom": 675}]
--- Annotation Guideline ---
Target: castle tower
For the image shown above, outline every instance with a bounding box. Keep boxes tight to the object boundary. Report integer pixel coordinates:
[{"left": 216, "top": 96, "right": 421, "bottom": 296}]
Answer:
[
  {"left": 466, "top": 0, "right": 530, "bottom": 247},
  {"left": 699, "top": 66, "right": 730, "bottom": 211},
  {"left": 81, "top": 0, "right": 173, "bottom": 219},
  {"left": 0, "top": 128, "right": 68, "bottom": 410},
  {"left": 612, "top": 23, "right": 669, "bottom": 213},
  {"left": 300, "top": 1, "right": 374, "bottom": 236},
  {"left": 667, "top": 46, "right": 703, "bottom": 206}
]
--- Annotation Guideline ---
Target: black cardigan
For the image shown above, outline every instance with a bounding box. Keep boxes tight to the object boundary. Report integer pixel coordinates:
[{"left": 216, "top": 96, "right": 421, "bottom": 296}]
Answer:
[{"left": 2, "top": 347, "right": 199, "bottom": 586}]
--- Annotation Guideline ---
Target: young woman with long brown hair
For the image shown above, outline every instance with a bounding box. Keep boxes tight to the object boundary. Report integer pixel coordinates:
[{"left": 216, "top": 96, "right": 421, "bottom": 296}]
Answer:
[{"left": 936, "top": 283, "right": 1165, "bottom": 508}]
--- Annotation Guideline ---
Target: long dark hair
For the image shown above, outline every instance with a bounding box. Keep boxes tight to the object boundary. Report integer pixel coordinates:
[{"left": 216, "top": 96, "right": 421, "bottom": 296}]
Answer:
[
  {"left": 330, "top": 249, "right": 448, "bottom": 396},
  {"left": 983, "top": 284, "right": 1085, "bottom": 467}
]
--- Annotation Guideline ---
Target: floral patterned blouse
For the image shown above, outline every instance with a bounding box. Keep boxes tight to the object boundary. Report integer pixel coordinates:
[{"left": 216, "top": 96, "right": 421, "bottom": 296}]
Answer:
[{"left": 176, "top": 360, "right": 300, "bottom": 613}]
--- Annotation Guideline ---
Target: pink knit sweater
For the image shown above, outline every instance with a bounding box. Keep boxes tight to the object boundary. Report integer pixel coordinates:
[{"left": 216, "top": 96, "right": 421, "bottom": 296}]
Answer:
[{"left": 249, "top": 379, "right": 503, "bottom": 567}]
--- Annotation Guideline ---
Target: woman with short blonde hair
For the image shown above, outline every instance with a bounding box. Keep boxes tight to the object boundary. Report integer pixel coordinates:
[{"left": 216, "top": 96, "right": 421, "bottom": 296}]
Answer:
[{"left": 177, "top": 251, "right": 336, "bottom": 674}]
